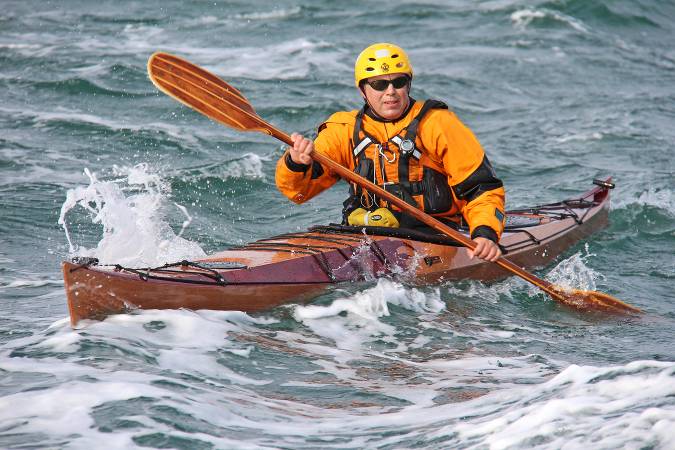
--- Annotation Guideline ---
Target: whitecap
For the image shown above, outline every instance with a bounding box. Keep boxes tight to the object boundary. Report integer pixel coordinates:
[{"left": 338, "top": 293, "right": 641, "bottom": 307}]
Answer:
[
  {"left": 170, "top": 38, "right": 347, "bottom": 81},
  {"left": 215, "top": 153, "right": 266, "bottom": 180},
  {"left": 228, "top": 6, "right": 302, "bottom": 21},
  {"left": 511, "top": 8, "right": 589, "bottom": 33},
  {"left": 611, "top": 185, "right": 674, "bottom": 217},
  {"left": 636, "top": 187, "right": 675, "bottom": 216},
  {"left": 453, "top": 360, "right": 675, "bottom": 449},
  {"left": 1, "top": 278, "right": 63, "bottom": 289}
]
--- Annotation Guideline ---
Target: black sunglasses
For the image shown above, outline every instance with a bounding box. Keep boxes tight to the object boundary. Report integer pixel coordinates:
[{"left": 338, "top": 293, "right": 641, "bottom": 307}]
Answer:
[{"left": 366, "top": 76, "right": 410, "bottom": 91}]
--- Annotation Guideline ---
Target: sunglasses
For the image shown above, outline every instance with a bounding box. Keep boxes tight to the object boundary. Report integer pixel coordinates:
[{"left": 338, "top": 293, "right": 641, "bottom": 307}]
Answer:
[{"left": 366, "top": 76, "right": 410, "bottom": 91}]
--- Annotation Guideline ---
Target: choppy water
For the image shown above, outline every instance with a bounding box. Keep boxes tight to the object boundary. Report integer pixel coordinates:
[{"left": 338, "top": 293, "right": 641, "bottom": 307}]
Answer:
[{"left": 1, "top": 1, "right": 674, "bottom": 448}]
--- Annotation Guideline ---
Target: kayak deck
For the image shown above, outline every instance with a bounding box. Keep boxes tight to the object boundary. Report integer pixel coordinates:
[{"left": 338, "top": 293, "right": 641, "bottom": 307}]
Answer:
[{"left": 62, "top": 180, "right": 612, "bottom": 325}]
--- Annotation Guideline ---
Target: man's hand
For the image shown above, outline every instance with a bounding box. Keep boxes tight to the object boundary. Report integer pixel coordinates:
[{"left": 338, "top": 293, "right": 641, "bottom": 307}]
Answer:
[
  {"left": 469, "top": 237, "right": 502, "bottom": 262},
  {"left": 289, "top": 133, "right": 314, "bottom": 165}
]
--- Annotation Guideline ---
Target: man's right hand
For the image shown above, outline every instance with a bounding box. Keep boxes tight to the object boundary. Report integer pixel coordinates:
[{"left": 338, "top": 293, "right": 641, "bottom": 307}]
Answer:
[{"left": 289, "top": 133, "right": 314, "bottom": 165}]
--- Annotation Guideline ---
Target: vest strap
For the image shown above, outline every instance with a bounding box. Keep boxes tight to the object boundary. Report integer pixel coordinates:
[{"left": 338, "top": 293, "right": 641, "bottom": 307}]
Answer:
[
  {"left": 353, "top": 136, "right": 372, "bottom": 156},
  {"left": 345, "top": 99, "right": 449, "bottom": 222}
]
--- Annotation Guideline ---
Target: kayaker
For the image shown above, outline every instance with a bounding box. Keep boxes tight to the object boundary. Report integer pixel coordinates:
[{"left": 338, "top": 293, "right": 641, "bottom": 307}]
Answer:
[{"left": 275, "top": 43, "right": 505, "bottom": 262}]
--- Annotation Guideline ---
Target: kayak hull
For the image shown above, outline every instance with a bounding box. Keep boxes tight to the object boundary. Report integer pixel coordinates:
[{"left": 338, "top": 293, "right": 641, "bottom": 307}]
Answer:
[{"left": 62, "top": 180, "right": 612, "bottom": 325}]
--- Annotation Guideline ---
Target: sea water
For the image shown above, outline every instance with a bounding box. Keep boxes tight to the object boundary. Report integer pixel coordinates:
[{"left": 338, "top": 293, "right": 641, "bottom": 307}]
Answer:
[{"left": 1, "top": 1, "right": 674, "bottom": 448}]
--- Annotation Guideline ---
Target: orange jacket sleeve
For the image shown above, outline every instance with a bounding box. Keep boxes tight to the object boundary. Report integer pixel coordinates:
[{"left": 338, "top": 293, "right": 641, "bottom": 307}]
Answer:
[
  {"left": 275, "top": 113, "right": 353, "bottom": 204},
  {"left": 420, "top": 110, "right": 506, "bottom": 240}
]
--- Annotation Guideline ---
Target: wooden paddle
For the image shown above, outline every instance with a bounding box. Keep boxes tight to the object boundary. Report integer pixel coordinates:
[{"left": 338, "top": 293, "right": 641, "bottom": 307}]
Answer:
[{"left": 147, "top": 51, "right": 640, "bottom": 314}]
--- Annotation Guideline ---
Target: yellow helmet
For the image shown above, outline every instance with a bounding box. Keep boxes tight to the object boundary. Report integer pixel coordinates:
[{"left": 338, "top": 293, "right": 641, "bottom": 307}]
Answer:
[{"left": 354, "top": 43, "right": 413, "bottom": 87}]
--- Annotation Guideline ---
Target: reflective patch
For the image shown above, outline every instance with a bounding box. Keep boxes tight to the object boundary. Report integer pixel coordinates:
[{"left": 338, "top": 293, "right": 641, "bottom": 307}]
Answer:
[
  {"left": 375, "top": 49, "right": 390, "bottom": 58},
  {"left": 353, "top": 137, "right": 372, "bottom": 156},
  {"left": 495, "top": 208, "right": 505, "bottom": 222}
]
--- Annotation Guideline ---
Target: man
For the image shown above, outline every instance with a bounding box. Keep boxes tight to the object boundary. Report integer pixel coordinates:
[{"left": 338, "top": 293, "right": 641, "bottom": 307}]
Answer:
[{"left": 275, "top": 43, "right": 505, "bottom": 262}]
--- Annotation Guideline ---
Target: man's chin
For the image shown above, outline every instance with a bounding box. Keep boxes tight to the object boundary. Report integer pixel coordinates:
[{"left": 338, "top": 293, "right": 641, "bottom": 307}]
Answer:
[{"left": 380, "top": 108, "right": 403, "bottom": 120}]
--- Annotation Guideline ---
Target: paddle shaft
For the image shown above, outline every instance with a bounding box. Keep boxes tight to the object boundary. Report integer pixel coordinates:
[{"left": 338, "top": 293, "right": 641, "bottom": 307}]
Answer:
[{"left": 262, "top": 124, "right": 564, "bottom": 300}]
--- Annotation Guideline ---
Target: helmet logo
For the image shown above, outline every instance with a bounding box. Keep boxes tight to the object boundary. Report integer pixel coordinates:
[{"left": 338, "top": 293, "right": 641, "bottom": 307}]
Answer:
[{"left": 380, "top": 62, "right": 389, "bottom": 72}]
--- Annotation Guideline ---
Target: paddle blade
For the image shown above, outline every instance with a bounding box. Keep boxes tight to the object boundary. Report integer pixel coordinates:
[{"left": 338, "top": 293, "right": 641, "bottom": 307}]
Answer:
[
  {"left": 147, "top": 52, "right": 271, "bottom": 134},
  {"left": 550, "top": 285, "right": 641, "bottom": 314}
]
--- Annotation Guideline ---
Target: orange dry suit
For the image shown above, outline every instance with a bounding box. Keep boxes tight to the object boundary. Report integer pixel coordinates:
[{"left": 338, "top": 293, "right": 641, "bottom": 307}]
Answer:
[{"left": 275, "top": 99, "right": 506, "bottom": 242}]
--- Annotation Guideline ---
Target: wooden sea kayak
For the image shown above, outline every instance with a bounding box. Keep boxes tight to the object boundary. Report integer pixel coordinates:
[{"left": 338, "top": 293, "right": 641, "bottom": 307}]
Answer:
[{"left": 62, "top": 179, "right": 614, "bottom": 325}]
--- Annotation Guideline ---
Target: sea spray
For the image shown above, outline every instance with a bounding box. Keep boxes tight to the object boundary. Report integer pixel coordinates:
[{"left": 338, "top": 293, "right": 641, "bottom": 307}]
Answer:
[
  {"left": 543, "top": 243, "right": 601, "bottom": 292},
  {"left": 58, "top": 164, "right": 206, "bottom": 267}
]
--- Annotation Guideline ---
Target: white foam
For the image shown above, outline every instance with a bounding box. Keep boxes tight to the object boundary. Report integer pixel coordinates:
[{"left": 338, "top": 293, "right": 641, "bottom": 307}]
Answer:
[
  {"left": 1, "top": 277, "right": 63, "bottom": 289},
  {"left": 173, "top": 38, "right": 347, "bottom": 81},
  {"left": 511, "top": 8, "right": 589, "bottom": 33},
  {"left": 295, "top": 278, "right": 444, "bottom": 322},
  {"left": 2, "top": 308, "right": 673, "bottom": 449},
  {"left": 555, "top": 131, "right": 604, "bottom": 143},
  {"left": 59, "top": 164, "right": 206, "bottom": 267},
  {"left": 228, "top": 6, "right": 301, "bottom": 21},
  {"left": 292, "top": 279, "right": 445, "bottom": 363},
  {"left": 453, "top": 361, "right": 675, "bottom": 449},
  {"left": 635, "top": 187, "right": 675, "bottom": 216},
  {"left": 0, "top": 104, "right": 201, "bottom": 146},
  {"left": 542, "top": 244, "right": 601, "bottom": 292},
  {"left": 511, "top": 8, "right": 546, "bottom": 28},
  {"left": 184, "top": 152, "right": 267, "bottom": 181}
]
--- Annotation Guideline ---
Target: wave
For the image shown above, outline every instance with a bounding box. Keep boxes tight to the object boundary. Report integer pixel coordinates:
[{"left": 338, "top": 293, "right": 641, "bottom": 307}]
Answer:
[
  {"left": 76, "top": 14, "right": 164, "bottom": 26},
  {"left": 176, "top": 153, "right": 268, "bottom": 182},
  {"left": 511, "top": 7, "right": 589, "bottom": 32},
  {"left": 2, "top": 303, "right": 671, "bottom": 449},
  {"left": 227, "top": 6, "right": 302, "bottom": 21},
  {"left": 542, "top": 0, "right": 664, "bottom": 29},
  {"left": 29, "top": 77, "right": 147, "bottom": 98},
  {"left": 612, "top": 186, "right": 674, "bottom": 217},
  {"left": 162, "top": 38, "right": 347, "bottom": 81},
  {"left": 0, "top": 278, "right": 63, "bottom": 289},
  {"left": 0, "top": 105, "right": 205, "bottom": 149},
  {"left": 452, "top": 360, "right": 675, "bottom": 449}
]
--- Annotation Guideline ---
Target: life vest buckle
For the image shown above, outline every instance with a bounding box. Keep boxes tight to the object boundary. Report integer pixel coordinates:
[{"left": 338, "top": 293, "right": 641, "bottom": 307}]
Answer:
[
  {"left": 378, "top": 143, "right": 396, "bottom": 163},
  {"left": 399, "top": 138, "right": 415, "bottom": 156}
]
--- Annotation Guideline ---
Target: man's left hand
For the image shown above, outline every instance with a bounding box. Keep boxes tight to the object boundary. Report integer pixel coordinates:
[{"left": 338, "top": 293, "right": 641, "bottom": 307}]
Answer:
[{"left": 469, "top": 237, "right": 502, "bottom": 262}]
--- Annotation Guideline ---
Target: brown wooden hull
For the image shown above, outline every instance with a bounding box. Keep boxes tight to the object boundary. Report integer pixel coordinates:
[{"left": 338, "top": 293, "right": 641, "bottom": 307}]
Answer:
[{"left": 63, "top": 181, "right": 612, "bottom": 325}]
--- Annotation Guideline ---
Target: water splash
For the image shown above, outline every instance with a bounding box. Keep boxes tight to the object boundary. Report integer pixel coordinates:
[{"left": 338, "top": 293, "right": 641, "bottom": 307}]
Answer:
[
  {"left": 635, "top": 187, "right": 675, "bottom": 216},
  {"left": 58, "top": 164, "right": 206, "bottom": 267},
  {"left": 612, "top": 185, "right": 674, "bottom": 215},
  {"left": 543, "top": 244, "right": 600, "bottom": 292}
]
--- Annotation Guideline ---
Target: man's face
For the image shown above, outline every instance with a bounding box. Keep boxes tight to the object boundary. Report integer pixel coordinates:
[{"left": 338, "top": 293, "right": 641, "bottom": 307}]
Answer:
[{"left": 360, "top": 74, "right": 410, "bottom": 120}]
